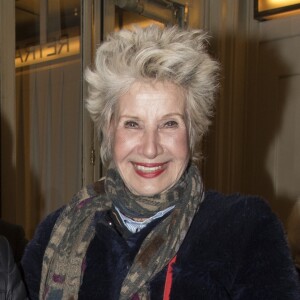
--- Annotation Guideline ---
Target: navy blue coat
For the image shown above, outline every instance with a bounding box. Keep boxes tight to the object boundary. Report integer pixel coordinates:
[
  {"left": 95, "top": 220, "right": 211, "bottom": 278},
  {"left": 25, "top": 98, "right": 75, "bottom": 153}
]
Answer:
[{"left": 22, "top": 191, "right": 300, "bottom": 299}]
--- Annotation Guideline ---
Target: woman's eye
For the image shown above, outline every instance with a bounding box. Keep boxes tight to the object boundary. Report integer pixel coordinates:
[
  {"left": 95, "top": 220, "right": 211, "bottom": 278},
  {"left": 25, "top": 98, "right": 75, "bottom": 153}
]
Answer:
[
  {"left": 124, "top": 121, "right": 139, "bottom": 128},
  {"left": 164, "top": 120, "right": 178, "bottom": 128}
]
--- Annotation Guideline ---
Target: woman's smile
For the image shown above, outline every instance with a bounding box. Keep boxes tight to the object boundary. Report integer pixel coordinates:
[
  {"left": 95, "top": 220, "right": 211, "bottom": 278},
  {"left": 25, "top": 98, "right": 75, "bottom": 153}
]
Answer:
[{"left": 133, "top": 162, "right": 167, "bottom": 178}]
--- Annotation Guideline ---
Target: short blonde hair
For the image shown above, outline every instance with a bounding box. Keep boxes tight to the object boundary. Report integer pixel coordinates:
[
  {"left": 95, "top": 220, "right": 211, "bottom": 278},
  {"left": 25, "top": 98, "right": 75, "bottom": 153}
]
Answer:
[{"left": 85, "top": 25, "right": 220, "bottom": 165}]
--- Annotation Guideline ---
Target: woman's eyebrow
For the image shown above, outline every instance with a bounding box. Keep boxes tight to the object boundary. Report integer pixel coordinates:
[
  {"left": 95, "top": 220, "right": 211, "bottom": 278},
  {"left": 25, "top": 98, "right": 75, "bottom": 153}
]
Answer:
[{"left": 162, "top": 113, "right": 185, "bottom": 120}]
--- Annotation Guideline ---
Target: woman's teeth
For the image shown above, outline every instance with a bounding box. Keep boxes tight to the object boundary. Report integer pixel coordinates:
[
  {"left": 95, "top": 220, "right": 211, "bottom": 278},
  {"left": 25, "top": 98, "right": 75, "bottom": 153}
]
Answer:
[{"left": 135, "top": 164, "right": 162, "bottom": 173}]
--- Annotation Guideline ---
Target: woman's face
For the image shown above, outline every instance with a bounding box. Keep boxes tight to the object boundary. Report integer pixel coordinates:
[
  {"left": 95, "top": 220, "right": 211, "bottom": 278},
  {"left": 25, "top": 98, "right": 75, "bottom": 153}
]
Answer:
[{"left": 111, "top": 81, "right": 190, "bottom": 196}]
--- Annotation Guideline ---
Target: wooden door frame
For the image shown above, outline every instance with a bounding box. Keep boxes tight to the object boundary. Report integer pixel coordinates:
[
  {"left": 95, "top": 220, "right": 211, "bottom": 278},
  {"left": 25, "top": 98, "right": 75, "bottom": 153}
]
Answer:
[
  {"left": 0, "top": 0, "right": 17, "bottom": 222},
  {"left": 81, "top": 0, "right": 103, "bottom": 186}
]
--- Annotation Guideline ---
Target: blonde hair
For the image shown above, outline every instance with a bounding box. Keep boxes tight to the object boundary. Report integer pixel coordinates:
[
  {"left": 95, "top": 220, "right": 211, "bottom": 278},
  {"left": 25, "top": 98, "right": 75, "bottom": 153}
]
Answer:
[{"left": 85, "top": 25, "right": 220, "bottom": 165}]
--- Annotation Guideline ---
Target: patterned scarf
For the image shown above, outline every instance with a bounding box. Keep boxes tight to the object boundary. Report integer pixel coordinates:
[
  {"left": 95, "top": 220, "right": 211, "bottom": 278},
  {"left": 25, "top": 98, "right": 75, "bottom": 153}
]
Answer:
[
  {"left": 39, "top": 163, "right": 204, "bottom": 300},
  {"left": 106, "top": 164, "right": 195, "bottom": 219}
]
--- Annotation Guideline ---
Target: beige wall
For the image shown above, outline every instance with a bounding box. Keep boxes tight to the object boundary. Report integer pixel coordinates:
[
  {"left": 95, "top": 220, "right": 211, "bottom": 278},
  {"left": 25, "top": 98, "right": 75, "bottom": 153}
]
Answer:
[
  {"left": 200, "top": 0, "right": 259, "bottom": 194},
  {"left": 200, "top": 0, "right": 300, "bottom": 232}
]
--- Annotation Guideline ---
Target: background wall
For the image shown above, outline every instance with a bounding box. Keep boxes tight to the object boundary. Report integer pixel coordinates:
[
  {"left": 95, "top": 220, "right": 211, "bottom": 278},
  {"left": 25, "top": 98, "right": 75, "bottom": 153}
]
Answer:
[{"left": 200, "top": 0, "right": 300, "bottom": 236}]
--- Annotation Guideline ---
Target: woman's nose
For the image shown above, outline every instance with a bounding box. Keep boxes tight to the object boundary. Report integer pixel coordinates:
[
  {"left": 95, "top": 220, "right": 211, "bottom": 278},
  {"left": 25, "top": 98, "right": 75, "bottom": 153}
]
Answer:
[{"left": 139, "top": 129, "right": 163, "bottom": 159}]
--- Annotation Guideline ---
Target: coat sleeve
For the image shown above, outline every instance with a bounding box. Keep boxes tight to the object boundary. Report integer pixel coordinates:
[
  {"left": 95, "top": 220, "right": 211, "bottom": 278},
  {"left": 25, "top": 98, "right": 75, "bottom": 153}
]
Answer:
[
  {"left": 231, "top": 196, "right": 300, "bottom": 299},
  {"left": 21, "top": 208, "right": 62, "bottom": 300},
  {"left": 0, "top": 236, "right": 28, "bottom": 300}
]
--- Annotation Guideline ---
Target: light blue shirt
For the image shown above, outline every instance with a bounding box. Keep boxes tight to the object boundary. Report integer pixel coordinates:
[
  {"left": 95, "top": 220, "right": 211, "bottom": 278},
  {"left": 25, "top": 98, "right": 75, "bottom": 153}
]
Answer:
[{"left": 115, "top": 205, "right": 175, "bottom": 233}]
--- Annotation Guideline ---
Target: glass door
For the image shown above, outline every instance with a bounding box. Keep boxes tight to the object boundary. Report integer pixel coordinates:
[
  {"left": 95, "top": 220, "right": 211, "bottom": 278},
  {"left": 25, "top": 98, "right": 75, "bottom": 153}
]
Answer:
[{"left": 15, "top": 0, "right": 83, "bottom": 237}]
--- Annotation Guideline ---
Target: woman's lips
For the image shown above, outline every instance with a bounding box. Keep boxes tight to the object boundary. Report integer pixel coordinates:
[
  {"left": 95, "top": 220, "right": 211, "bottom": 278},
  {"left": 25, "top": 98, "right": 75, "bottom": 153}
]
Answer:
[{"left": 133, "top": 162, "right": 166, "bottom": 178}]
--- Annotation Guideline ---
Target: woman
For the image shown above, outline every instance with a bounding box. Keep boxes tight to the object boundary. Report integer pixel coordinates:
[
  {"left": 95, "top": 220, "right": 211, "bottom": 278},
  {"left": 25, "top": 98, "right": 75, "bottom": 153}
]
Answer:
[{"left": 22, "top": 25, "right": 300, "bottom": 299}]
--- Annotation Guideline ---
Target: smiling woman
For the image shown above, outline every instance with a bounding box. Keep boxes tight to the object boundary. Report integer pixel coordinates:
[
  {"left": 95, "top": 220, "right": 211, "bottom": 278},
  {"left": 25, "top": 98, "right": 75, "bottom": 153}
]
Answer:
[{"left": 21, "top": 25, "right": 300, "bottom": 300}]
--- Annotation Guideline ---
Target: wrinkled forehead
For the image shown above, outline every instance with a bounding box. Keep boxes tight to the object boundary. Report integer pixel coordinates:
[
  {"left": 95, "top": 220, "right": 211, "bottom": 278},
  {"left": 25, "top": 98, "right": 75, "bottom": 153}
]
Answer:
[{"left": 114, "top": 80, "right": 187, "bottom": 113}]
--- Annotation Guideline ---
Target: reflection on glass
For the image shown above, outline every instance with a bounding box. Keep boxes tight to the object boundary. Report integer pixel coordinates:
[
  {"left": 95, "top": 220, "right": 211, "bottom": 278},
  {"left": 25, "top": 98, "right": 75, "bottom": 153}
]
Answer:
[
  {"left": 114, "top": 0, "right": 186, "bottom": 30},
  {"left": 15, "top": 0, "right": 82, "bottom": 237},
  {"left": 15, "top": 0, "right": 80, "bottom": 67},
  {"left": 115, "top": 6, "right": 164, "bottom": 31}
]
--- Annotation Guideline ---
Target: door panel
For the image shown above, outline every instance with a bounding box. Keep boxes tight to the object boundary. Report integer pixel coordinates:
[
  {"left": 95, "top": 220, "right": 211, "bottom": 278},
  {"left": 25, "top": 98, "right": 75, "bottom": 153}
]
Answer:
[{"left": 15, "top": 0, "right": 83, "bottom": 237}]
